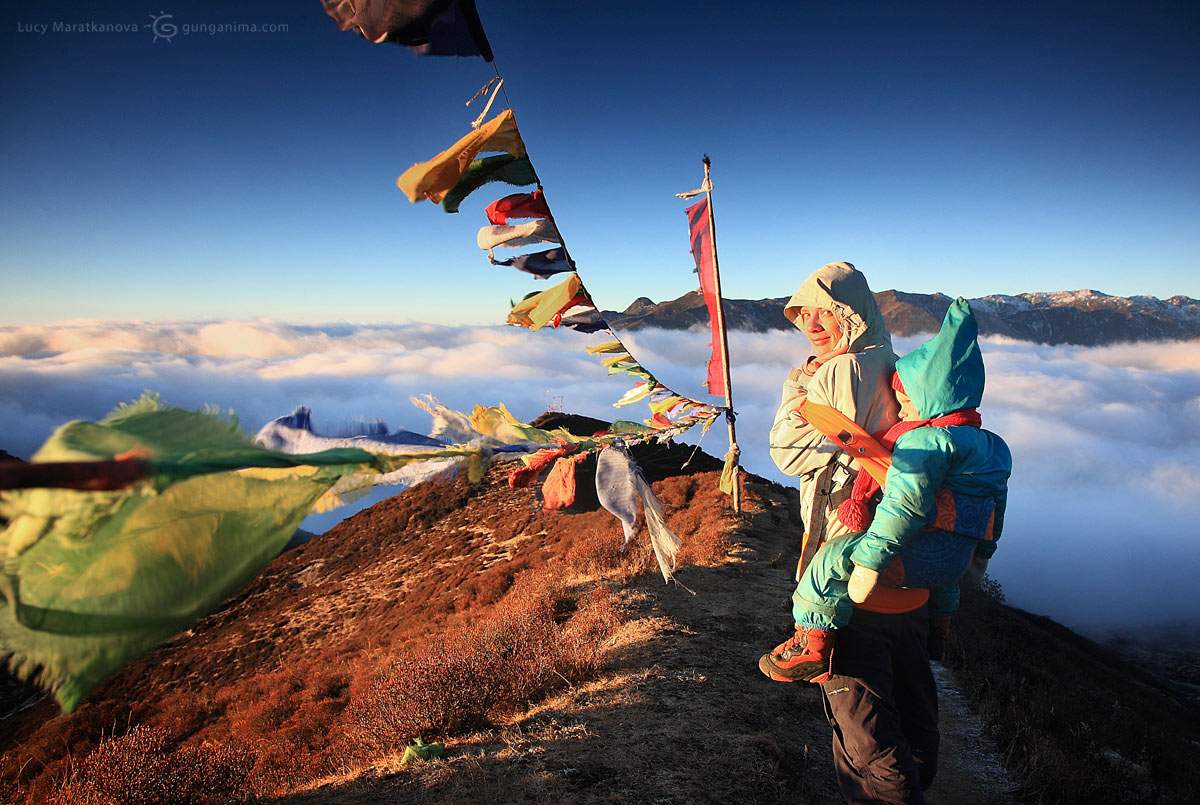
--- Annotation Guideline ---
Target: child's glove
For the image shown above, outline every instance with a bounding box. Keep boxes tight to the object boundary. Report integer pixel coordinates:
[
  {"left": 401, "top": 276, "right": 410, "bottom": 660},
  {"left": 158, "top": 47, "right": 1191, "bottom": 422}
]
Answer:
[{"left": 847, "top": 564, "right": 880, "bottom": 603}]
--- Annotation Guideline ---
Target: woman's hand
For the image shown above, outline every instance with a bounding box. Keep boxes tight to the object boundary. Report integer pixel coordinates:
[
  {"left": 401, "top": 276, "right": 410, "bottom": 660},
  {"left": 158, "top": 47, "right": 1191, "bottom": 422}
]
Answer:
[{"left": 963, "top": 555, "right": 990, "bottom": 589}]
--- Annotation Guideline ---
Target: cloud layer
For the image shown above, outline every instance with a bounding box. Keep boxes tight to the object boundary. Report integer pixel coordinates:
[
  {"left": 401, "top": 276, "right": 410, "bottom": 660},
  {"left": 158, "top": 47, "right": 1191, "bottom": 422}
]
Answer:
[{"left": 3, "top": 321, "right": 1199, "bottom": 633}]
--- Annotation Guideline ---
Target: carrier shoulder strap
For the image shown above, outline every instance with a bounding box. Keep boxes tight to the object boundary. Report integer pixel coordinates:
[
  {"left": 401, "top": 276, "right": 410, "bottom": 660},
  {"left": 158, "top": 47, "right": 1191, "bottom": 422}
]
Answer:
[{"left": 796, "top": 400, "right": 891, "bottom": 485}]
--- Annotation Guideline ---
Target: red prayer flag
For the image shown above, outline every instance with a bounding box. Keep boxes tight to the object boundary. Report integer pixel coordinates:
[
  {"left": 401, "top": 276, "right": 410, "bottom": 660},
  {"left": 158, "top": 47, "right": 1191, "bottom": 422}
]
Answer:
[
  {"left": 485, "top": 189, "right": 551, "bottom": 225},
  {"left": 686, "top": 196, "right": 727, "bottom": 397}
]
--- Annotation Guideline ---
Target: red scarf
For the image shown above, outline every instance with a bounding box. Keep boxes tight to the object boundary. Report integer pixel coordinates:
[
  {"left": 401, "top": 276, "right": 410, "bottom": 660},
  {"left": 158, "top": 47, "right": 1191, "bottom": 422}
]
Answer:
[{"left": 836, "top": 408, "right": 981, "bottom": 531}]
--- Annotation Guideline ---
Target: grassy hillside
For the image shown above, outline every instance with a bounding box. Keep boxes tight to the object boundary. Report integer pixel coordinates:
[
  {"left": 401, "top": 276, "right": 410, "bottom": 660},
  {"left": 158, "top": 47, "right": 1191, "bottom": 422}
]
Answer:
[
  {"left": 3, "top": 442, "right": 1198, "bottom": 803},
  {"left": 0, "top": 450, "right": 767, "bottom": 803},
  {"left": 948, "top": 584, "right": 1200, "bottom": 803}
]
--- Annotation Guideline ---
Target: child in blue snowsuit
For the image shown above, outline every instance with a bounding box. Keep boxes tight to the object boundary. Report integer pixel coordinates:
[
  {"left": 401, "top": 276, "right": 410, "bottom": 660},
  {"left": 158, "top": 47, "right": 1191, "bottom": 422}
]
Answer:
[{"left": 760, "top": 298, "right": 1012, "bottom": 683}]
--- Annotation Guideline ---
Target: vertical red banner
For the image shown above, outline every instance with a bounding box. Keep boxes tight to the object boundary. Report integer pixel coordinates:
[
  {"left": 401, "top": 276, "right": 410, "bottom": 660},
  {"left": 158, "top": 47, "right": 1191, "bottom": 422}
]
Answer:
[{"left": 686, "top": 196, "right": 727, "bottom": 397}]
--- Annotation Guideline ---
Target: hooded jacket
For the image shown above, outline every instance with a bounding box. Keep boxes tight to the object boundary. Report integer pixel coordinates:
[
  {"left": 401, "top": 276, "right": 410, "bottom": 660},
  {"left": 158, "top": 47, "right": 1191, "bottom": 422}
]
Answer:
[
  {"left": 769, "top": 263, "right": 900, "bottom": 548},
  {"left": 849, "top": 299, "right": 1012, "bottom": 571}
]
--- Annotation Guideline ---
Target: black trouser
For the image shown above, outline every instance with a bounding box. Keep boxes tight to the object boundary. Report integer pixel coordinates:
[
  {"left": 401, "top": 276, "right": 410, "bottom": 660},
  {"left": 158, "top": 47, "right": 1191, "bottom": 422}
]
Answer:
[{"left": 818, "top": 606, "right": 938, "bottom": 804}]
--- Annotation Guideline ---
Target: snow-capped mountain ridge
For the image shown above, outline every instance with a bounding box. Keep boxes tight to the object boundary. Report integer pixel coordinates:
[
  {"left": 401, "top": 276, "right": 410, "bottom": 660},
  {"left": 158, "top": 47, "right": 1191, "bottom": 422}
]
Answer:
[{"left": 603, "top": 289, "right": 1200, "bottom": 346}]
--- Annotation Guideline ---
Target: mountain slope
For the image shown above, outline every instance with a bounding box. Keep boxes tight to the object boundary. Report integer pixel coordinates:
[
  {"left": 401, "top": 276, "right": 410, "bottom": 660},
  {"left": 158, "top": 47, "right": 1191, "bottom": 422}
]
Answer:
[
  {"left": 603, "top": 288, "right": 1200, "bottom": 345},
  {"left": 2, "top": 435, "right": 1198, "bottom": 803}
]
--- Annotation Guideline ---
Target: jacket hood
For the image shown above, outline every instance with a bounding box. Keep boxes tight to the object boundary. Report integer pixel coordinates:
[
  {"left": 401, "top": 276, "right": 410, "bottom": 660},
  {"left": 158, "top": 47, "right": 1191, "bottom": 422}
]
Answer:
[
  {"left": 895, "top": 297, "right": 984, "bottom": 419},
  {"left": 783, "top": 262, "right": 892, "bottom": 354}
]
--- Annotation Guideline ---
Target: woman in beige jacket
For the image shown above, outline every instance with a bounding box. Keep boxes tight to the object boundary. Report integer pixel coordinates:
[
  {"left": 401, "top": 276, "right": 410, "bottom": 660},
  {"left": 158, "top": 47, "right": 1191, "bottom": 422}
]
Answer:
[
  {"left": 768, "top": 261, "right": 900, "bottom": 558},
  {"left": 766, "top": 262, "right": 942, "bottom": 803}
]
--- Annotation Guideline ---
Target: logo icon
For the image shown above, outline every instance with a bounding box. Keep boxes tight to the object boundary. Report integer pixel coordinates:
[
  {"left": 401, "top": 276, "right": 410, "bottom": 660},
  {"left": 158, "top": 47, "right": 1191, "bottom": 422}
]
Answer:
[{"left": 146, "top": 12, "right": 177, "bottom": 43}]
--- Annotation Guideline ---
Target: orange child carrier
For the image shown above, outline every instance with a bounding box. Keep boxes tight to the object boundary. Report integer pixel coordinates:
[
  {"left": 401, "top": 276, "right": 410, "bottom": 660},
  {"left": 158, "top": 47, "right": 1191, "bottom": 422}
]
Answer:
[
  {"left": 794, "top": 400, "right": 929, "bottom": 614},
  {"left": 797, "top": 400, "right": 891, "bottom": 486}
]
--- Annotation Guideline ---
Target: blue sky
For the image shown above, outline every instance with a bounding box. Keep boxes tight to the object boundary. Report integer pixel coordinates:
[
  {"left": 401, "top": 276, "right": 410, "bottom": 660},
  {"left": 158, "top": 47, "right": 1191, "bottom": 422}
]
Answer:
[{"left": 2, "top": 1, "right": 1198, "bottom": 326}]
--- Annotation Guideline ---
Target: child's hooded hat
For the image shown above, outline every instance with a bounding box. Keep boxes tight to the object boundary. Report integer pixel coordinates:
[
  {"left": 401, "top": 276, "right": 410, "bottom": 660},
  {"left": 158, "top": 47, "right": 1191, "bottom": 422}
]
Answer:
[{"left": 894, "top": 298, "right": 984, "bottom": 419}]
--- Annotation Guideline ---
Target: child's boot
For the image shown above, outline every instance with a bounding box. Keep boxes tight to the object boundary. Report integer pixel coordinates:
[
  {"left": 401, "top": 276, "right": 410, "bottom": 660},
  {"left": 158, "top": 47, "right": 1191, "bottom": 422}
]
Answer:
[{"left": 758, "top": 626, "right": 834, "bottom": 683}]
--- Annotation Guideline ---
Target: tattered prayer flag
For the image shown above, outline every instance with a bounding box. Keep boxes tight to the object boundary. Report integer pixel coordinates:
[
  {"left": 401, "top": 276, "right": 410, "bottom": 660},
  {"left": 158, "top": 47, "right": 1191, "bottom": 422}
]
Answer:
[
  {"left": 614, "top": 382, "right": 657, "bottom": 408},
  {"left": 0, "top": 395, "right": 433, "bottom": 712},
  {"left": 648, "top": 395, "right": 686, "bottom": 416},
  {"left": 719, "top": 446, "right": 739, "bottom": 494},
  {"left": 469, "top": 402, "right": 573, "bottom": 447},
  {"left": 556, "top": 310, "right": 608, "bottom": 333},
  {"left": 477, "top": 219, "right": 560, "bottom": 253},
  {"left": 323, "top": 0, "right": 494, "bottom": 61},
  {"left": 489, "top": 247, "right": 574, "bottom": 279},
  {"left": 485, "top": 189, "right": 551, "bottom": 225},
  {"left": 586, "top": 341, "right": 626, "bottom": 355},
  {"left": 541, "top": 454, "right": 582, "bottom": 510},
  {"left": 600, "top": 353, "right": 634, "bottom": 367},
  {"left": 608, "top": 363, "right": 654, "bottom": 383},
  {"left": 606, "top": 360, "right": 643, "bottom": 375},
  {"left": 506, "top": 273, "right": 586, "bottom": 331},
  {"left": 507, "top": 443, "right": 573, "bottom": 488},
  {"left": 441, "top": 155, "right": 538, "bottom": 214},
  {"left": 397, "top": 110, "right": 525, "bottom": 204},
  {"left": 595, "top": 444, "right": 681, "bottom": 583},
  {"left": 685, "top": 196, "right": 728, "bottom": 397}
]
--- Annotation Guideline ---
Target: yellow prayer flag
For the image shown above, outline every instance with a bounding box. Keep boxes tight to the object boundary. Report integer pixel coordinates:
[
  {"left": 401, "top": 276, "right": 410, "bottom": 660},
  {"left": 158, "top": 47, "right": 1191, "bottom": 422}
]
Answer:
[
  {"left": 585, "top": 341, "right": 625, "bottom": 355},
  {"left": 719, "top": 447, "right": 739, "bottom": 495},
  {"left": 613, "top": 382, "right": 657, "bottom": 408},
  {"left": 506, "top": 273, "right": 583, "bottom": 332},
  {"left": 600, "top": 353, "right": 634, "bottom": 367},
  {"left": 397, "top": 110, "right": 526, "bottom": 204},
  {"left": 648, "top": 395, "right": 685, "bottom": 416}
]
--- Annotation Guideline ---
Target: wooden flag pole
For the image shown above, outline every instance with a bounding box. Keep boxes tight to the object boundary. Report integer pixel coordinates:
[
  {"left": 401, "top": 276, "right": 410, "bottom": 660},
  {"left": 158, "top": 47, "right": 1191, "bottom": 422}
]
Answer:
[{"left": 702, "top": 155, "right": 741, "bottom": 512}]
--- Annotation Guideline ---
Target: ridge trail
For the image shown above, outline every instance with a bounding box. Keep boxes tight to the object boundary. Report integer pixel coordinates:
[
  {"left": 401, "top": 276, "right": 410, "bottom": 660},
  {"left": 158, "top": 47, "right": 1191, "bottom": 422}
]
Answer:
[{"left": 284, "top": 478, "right": 1016, "bottom": 803}]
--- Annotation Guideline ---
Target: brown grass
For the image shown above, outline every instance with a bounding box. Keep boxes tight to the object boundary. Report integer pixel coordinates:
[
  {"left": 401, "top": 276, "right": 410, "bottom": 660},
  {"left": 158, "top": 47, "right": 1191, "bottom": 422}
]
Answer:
[
  {"left": 947, "top": 582, "right": 1200, "bottom": 804},
  {"left": 1, "top": 465, "right": 730, "bottom": 803},
  {"left": 344, "top": 573, "right": 623, "bottom": 754},
  {"left": 50, "top": 725, "right": 253, "bottom": 805}
]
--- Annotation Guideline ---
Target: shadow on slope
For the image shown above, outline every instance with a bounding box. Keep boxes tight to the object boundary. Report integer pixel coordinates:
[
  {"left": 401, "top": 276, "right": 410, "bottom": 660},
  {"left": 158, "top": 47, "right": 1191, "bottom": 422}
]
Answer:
[{"left": 948, "top": 585, "right": 1200, "bottom": 804}]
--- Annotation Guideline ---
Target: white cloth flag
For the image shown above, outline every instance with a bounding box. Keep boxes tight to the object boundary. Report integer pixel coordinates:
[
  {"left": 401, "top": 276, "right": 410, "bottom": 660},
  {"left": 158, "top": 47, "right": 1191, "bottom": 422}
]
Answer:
[
  {"left": 595, "top": 443, "right": 681, "bottom": 583},
  {"left": 477, "top": 219, "right": 561, "bottom": 256}
]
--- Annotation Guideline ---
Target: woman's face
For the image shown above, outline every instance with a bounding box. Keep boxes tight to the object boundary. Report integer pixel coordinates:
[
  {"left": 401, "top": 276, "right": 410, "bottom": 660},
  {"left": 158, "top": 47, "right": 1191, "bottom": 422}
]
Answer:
[{"left": 797, "top": 306, "right": 845, "bottom": 362}]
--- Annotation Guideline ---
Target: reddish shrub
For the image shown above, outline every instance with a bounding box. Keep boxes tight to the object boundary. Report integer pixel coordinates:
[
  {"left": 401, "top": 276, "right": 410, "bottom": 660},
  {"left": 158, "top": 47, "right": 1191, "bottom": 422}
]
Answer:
[
  {"left": 243, "top": 740, "right": 313, "bottom": 798},
  {"left": 51, "top": 725, "right": 252, "bottom": 805},
  {"left": 345, "top": 572, "right": 625, "bottom": 752},
  {"left": 564, "top": 528, "right": 624, "bottom": 573},
  {"left": 559, "top": 586, "right": 625, "bottom": 677}
]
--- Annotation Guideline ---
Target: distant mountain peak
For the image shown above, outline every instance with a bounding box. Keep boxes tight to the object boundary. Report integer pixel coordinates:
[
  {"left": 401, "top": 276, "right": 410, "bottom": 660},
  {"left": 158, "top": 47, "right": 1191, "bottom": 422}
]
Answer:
[{"left": 602, "top": 289, "right": 1200, "bottom": 346}]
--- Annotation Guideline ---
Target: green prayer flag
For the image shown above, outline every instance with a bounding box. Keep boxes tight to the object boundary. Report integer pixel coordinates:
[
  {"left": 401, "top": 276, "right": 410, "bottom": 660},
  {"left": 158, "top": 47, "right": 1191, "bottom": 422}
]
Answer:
[
  {"left": 0, "top": 395, "right": 447, "bottom": 712},
  {"left": 400, "top": 737, "right": 447, "bottom": 765},
  {"left": 440, "top": 154, "right": 538, "bottom": 214}
]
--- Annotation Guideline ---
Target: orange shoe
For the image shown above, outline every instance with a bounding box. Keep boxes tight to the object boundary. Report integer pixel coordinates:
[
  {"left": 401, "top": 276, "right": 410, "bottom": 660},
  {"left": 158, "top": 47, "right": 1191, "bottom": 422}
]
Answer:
[{"left": 758, "top": 627, "right": 834, "bottom": 683}]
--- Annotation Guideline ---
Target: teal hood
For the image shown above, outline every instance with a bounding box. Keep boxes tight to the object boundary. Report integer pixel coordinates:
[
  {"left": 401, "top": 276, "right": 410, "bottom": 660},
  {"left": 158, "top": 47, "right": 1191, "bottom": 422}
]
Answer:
[{"left": 895, "top": 298, "right": 983, "bottom": 419}]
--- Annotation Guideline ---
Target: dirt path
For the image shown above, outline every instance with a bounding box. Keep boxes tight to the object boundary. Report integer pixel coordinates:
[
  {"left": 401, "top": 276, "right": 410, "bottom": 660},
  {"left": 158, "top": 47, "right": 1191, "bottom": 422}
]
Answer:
[
  {"left": 927, "top": 663, "right": 1018, "bottom": 804},
  {"left": 280, "top": 480, "right": 1016, "bottom": 803}
]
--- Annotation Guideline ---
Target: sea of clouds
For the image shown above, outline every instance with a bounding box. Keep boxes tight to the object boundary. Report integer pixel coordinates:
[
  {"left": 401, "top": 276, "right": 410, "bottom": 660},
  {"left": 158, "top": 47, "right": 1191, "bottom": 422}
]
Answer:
[{"left": 3, "top": 320, "right": 1199, "bottom": 634}]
